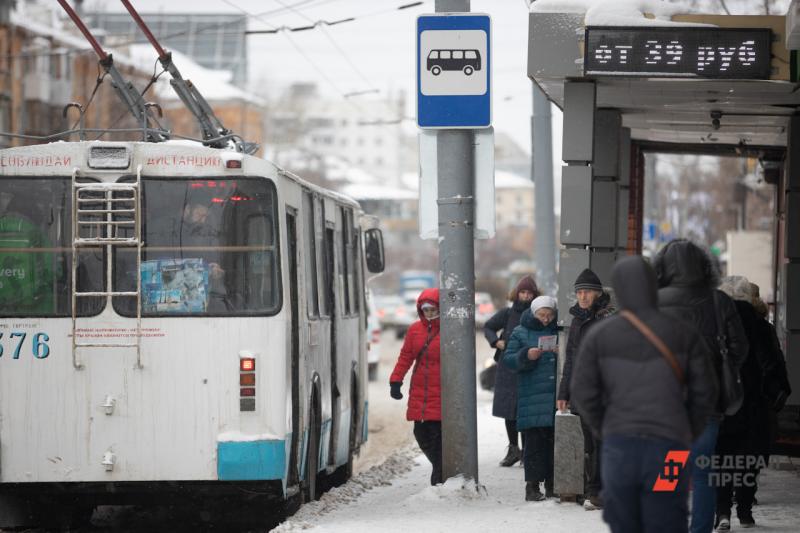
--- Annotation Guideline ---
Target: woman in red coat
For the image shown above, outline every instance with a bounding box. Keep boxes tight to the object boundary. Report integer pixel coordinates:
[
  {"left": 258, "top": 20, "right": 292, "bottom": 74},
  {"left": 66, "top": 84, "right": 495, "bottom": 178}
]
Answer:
[{"left": 389, "top": 287, "right": 442, "bottom": 485}]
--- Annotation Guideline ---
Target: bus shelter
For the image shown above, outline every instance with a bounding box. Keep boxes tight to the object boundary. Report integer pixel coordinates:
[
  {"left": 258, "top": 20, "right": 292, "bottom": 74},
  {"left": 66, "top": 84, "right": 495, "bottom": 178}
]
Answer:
[{"left": 528, "top": 2, "right": 800, "bottom": 490}]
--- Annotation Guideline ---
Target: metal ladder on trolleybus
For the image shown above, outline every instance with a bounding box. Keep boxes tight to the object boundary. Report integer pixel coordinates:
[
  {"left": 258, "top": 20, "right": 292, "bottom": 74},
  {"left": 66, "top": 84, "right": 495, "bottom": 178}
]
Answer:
[{"left": 71, "top": 167, "right": 143, "bottom": 369}]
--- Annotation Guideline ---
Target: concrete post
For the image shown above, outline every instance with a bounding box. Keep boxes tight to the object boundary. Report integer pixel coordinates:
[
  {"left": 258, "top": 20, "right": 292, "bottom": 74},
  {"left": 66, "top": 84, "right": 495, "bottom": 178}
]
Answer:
[
  {"left": 434, "top": 0, "right": 479, "bottom": 484},
  {"left": 532, "top": 84, "right": 557, "bottom": 294},
  {"left": 554, "top": 81, "right": 596, "bottom": 500},
  {"left": 555, "top": 91, "right": 629, "bottom": 500}
]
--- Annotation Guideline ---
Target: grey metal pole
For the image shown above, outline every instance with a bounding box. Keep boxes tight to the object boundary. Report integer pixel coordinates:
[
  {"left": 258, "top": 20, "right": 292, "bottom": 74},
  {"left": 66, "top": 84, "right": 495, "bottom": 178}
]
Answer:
[
  {"left": 434, "top": 0, "right": 478, "bottom": 484},
  {"left": 532, "top": 83, "right": 557, "bottom": 294}
]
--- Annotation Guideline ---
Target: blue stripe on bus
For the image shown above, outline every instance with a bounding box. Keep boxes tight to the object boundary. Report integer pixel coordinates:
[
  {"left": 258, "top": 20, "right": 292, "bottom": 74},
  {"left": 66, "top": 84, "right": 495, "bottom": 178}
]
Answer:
[{"left": 217, "top": 439, "right": 286, "bottom": 481}]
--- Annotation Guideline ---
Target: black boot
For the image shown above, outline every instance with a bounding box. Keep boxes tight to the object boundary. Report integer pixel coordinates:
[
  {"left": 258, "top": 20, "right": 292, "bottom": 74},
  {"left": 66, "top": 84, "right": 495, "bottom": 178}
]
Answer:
[
  {"left": 525, "top": 482, "right": 545, "bottom": 502},
  {"left": 738, "top": 510, "right": 755, "bottom": 528},
  {"left": 500, "top": 444, "right": 521, "bottom": 467}
]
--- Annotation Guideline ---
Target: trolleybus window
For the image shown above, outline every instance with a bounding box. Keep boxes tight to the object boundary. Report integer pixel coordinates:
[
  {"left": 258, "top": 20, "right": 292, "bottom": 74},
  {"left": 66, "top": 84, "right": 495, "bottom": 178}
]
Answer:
[
  {"left": 113, "top": 177, "right": 280, "bottom": 316},
  {"left": 303, "top": 191, "right": 320, "bottom": 318},
  {"left": 0, "top": 178, "right": 105, "bottom": 317}
]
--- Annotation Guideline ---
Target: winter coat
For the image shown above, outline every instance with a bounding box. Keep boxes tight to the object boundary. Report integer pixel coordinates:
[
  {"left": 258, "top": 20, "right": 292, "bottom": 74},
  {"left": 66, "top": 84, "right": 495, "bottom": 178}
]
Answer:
[
  {"left": 757, "top": 317, "right": 792, "bottom": 413},
  {"left": 483, "top": 300, "right": 528, "bottom": 420},
  {"left": 502, "top": 309, "right": 559, "bottom": 430},
  {"left": 571, "top": 256, "right": 718, "bottom": 446},
  {"left": 390, "top": 288, "right": 441, "bottom": 421},
  {"left": 653, "top": 240, "right": 748, "bottom": 416},
  {"left": 557, "top": 291, "right": 616, "bottom": 403},
  {"left": 719, "top": 300, "right": 771, "bottom": 446}
]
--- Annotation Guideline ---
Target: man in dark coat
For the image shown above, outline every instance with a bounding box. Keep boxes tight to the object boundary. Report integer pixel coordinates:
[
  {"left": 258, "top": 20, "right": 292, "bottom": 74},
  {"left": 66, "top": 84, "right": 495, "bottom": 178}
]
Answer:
[
  {"left": 556, "top": 268, "right": 615, "bottom": 509},
  {"left": 483, "top": 275, "right": 539, "bottom": 466},
  {"left": 653, "top": 239, "right": 748, "bottom": 533},
  {"left": 571, "top": 256, "right": 718, "bottom": 533}
]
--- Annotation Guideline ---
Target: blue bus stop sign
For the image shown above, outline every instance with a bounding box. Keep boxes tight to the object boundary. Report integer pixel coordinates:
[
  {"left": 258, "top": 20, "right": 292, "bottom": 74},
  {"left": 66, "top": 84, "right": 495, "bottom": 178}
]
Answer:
[{"left": 417, "top": 13, "right": 491, "bottom": 129}]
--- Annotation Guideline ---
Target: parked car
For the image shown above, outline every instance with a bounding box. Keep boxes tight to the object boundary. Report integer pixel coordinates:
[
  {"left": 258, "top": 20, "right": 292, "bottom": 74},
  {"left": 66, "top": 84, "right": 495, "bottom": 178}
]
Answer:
[
  {"left": 475, "top": 292, "right": 497, "bottom": 328},
  {"left": 367, "top": 316, "right": 382, "bottom": 382},
  {"left": 373, "top": 294, "right": 415, "bottom": 339},
  {"left": 366, "top": 290, "right": 382, "bottom": 381}
]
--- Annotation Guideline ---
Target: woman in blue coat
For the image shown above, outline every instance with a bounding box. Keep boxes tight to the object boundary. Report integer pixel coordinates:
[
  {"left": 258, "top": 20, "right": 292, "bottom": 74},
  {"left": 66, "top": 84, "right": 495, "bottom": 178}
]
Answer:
[{"left": 503, "top": 295, "right": 559, "bottom": 502}]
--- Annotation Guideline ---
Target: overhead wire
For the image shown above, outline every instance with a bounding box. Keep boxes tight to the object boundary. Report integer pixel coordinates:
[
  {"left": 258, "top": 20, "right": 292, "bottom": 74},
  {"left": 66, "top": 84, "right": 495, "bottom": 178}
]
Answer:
[
  {"left": 270, "top": 0, "right": 379, "bottom": 93},
  {"left": 229, "top": 0, "right": 423, "bottom": 125},
  {"left": 221, "top": 0, "right": 372, "bottom": 117}
]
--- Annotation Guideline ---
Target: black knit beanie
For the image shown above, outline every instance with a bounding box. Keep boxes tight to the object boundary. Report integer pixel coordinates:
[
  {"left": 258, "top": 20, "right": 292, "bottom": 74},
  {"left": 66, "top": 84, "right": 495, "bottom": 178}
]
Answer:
[{"left": 574, "top": 268, "right": 602, "bottom": 292}]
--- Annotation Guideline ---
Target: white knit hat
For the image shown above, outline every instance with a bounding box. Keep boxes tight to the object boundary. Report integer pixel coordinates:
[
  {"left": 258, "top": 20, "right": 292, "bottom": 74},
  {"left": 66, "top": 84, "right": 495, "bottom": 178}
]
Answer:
[{"left": 530, "top": 295, "right": 557, "bottom": 315}]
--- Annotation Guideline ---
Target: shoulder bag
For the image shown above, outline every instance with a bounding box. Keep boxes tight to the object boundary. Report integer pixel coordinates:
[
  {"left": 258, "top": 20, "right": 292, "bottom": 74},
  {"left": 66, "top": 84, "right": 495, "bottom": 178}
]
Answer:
[
  {"left": 712, "top": 291, "right": 744, "bottom": 416},
  {"left": 620, "top": 310, "right": 685, "bottom": 387}
]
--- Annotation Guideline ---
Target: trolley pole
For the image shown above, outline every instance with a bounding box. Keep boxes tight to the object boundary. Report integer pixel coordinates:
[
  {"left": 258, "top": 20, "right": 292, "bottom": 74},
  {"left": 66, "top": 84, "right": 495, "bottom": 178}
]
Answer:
[{"left": 435, "top": 0, "right": 479, "bottom": 485}]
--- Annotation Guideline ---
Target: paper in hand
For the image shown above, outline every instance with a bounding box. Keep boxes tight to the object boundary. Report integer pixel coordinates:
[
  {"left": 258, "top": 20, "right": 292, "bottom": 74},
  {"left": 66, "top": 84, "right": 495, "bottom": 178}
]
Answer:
[{"left": 538, "top": 335, "right": 558, "bottom": 351}]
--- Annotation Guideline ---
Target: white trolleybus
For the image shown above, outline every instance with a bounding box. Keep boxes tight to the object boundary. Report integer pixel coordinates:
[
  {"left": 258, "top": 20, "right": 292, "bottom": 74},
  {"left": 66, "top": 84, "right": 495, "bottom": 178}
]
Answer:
[{"left": 0, "top": 140, "right": 385, "bottom": 526}]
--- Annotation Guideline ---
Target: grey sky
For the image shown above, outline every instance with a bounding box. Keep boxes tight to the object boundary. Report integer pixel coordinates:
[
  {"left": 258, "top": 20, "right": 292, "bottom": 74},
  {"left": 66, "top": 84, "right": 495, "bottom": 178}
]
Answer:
[{"left": 89, "top": 0, "right": 541, "bottom": 155}]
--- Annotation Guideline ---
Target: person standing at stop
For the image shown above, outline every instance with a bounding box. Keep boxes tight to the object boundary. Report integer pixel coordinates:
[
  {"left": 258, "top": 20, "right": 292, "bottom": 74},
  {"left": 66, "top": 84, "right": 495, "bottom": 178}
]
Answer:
[
  {"left": 653, "top": 239, "right": 748, "bottom": 533},
  {"left": 483, "top": 275, "right": 539, "bottom": 467},
  {"left": 571, "top": 256, "right": 718, "bottom": 533},
  {"left": 503, "top": 295, "right": 559, "bottom": 501},
  {"left": 389, "top": 288, "right": 443, "bottom": 485},
  {"left": 557, "top": 268, "right": 615, "bottom": 510}
]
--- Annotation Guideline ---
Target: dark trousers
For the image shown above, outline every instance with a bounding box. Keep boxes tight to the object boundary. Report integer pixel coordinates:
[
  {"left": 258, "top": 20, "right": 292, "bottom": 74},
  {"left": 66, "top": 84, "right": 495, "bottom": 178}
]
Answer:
[
  {"left": 505, "top": 419, "right": 526, "bottom": 449},
  {"left": 581, "top": 415, "right": 602, "bottom": 497},
  {"left": 522, "top": 427, "right": 554, "bottom": 489},
  {"left": 715, "top": 431, "right": 763, "bottom": 519},
  {"left": 602, "top": 434, "right": 689, "bottom": 533},
  {"left": 414, "top": 421, "right": 443, "bottom": 485}
]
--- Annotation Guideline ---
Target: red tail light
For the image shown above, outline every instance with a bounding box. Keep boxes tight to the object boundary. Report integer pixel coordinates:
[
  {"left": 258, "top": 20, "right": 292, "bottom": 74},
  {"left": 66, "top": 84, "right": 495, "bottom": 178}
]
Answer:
[{"left": 239, "top": 355, "right": 256, "bottom": 411}]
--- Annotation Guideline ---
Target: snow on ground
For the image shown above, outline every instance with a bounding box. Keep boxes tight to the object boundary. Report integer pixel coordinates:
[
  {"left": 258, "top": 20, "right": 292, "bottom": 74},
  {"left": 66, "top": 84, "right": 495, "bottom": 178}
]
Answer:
[
  {"left": 274, "top": 386, "right": 800, "bottom": 533},
  {"left": 274, "top": 389, "right": 609, "bottom": 533}
]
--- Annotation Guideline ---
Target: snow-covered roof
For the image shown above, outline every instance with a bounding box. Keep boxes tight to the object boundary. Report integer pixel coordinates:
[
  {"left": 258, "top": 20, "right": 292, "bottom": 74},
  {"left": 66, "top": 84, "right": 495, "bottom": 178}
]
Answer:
[
  {"left": 495, "top": 170, "right": 534, "bottom": 189},
  {"left": 339, "top": 183, "right": 418, "bottom": 201},
  {"left": 10, "top": 4, "right": 142, "bottom": 69},
  {"left": 127, "top": 44, "right": 264, "bottom": 106},
  {"left": 530, "top": 0, "right": 705, "bottom": 27},
  {"left": 401, "top": 170, "right": 533, "bottom": 191}
]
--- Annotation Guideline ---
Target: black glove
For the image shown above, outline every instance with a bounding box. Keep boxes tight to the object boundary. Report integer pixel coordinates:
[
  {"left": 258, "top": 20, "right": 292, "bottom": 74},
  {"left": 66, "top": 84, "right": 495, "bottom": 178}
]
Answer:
[{"left": 390, "top": 382, "right": 403, "bottom": 400}]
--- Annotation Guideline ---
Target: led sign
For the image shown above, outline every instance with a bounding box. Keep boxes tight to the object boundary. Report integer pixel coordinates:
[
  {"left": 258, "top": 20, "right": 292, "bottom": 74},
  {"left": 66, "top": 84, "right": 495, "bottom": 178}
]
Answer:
[{"left": 584, "top": 27, "right": 772, "bottom": 79}]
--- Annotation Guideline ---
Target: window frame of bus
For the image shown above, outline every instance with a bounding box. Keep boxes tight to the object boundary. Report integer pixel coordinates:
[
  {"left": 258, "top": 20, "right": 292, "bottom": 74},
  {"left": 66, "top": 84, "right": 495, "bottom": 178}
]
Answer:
[
  {"left": 303, "top": 190, "right": 320, "bottom": 319},
  {"left": 0, "top": 176, "right": 107, "bottom": 318},
  {"left": 111, "top": 175, "right": 282, "bottom": 318},
  {"left": 339, "top": 206, "right": 361, "bottom": 318}
]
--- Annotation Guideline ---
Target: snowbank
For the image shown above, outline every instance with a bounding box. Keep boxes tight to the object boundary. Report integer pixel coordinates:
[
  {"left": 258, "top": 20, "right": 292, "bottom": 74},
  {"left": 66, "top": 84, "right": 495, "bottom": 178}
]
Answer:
[{"left": 271, "top": 386, "right": 800, "bottom": 533}]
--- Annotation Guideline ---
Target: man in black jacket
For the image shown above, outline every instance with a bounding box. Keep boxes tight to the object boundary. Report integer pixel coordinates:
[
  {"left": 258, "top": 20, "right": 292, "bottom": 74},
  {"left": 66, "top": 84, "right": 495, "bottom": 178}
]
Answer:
[
  {"left": 557, "top": 268, "right": 615, "bottom": 509},
  {"left": 571, "top": 256, "right": 718, "bottom": 533},
  {"left": 653, "top": 239, "right": 748, "bottom": 533}
]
